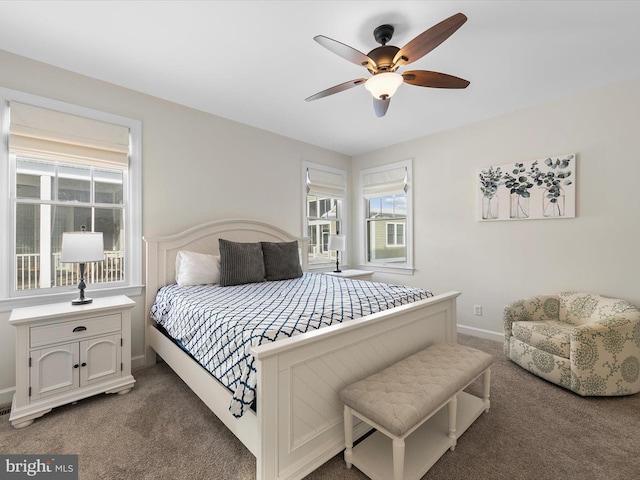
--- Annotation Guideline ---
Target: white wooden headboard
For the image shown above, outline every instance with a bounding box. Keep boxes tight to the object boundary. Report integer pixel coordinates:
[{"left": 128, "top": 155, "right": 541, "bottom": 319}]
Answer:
[{"left": 143, "top": 219, "right": 308, "bottom": 361}]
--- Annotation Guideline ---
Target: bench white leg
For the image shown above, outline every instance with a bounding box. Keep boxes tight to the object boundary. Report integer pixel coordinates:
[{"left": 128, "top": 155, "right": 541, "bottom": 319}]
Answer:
[
  {"left": 483, "top": 368, "right": 491, "bottom": 412},
  {"left": 343, "top": 406, "right": 353, "bottom": 469},
  {"left": 392, "top": 437, "right": 405, "bottom": 480},
  {"left": 447, "top": 394, "right": 458, "bottom": 451}
]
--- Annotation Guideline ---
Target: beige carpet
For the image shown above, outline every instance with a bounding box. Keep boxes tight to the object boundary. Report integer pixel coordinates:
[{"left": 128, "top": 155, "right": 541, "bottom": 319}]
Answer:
[{"left": 1, "top": 334, "right": 639, "bottom": 479}]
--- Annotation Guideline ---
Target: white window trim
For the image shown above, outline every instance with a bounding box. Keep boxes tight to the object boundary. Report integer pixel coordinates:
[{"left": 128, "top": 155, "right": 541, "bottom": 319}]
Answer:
[
  {"left": 302, "top": 161, "right": 347, "bottom": 271},
  {"left": 0, "top": 87, "right": 142, "bottom": 311},
  {"left": 358, "top": 159, "right": 414, "bottom": 275}
]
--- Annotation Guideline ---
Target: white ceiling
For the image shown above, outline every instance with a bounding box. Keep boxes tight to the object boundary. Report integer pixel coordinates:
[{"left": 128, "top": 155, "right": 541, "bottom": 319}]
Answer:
[{"left": 1, "top": 1, "right": 639, "bottom": 157}]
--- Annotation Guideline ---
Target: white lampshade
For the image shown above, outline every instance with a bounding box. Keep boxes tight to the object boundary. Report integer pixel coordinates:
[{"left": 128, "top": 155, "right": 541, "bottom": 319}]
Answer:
[
  {"left": 60, "top": 231, "right": 105, "bottom": 263},
  {"left": 365, "top": 72, "right": 403, "bottom": 99},
  {"left": 328, "top": 234, "right": 346, "bottom": 252}
]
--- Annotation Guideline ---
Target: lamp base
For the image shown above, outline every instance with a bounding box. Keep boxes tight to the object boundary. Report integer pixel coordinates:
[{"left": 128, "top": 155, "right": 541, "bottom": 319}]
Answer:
[
  {"left": 333, "top": 269, "right": 342, "bottom": 273},
  {"left": 71, "top": 297, "right": 93, "bottom": 306}
]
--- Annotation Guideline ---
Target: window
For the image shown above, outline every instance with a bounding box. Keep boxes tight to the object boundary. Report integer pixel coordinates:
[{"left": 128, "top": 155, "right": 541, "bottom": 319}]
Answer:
[
  {"left": 0, "top": 89, "right": 142, "bottom": 308},
  {"left": 360, "top": 160, "right": 413, "bottom": 272},
  {"left": 386, "top": 222, "right": 405, "bottom": 247},
  {"left": 303, "top": 163, "right": 346, "bottom": 268},
  {"left": 15, "top": 158, "right": 124, "bottom": 290}
]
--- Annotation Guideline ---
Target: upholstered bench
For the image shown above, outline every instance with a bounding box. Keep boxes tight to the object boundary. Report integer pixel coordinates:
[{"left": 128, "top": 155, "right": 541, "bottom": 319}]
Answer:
[{"left": 340, "top": 343, "right": 493, "bottom": 480}]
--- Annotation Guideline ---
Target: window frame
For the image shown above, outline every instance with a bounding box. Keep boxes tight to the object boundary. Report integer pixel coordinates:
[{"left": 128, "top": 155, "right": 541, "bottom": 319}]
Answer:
[
  {"left": 358, "top": 159, "right": 414, "bottom": 274},
  {"left": 302, "top": 162, "right": 347, "bottom": 271},
  {"left": 0, "top": 87, "right": 142, "bottom": 310}
]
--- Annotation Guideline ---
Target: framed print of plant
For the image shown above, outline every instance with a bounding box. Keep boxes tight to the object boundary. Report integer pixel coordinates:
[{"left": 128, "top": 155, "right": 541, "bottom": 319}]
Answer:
[{"left": 477, "top": 153, "right": 576, "bottom": 221}]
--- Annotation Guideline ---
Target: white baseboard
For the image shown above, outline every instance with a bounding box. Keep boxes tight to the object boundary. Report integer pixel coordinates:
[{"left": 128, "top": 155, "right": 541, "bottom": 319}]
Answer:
[
  {"left": 457, "top": 324, "right": 504, "bottom": 343},
  {"left": 131, "top": 354, "right": 146, "bottom": 371},
  {"left": 0, "top": 386, "right": 15, "bottom": 408}
]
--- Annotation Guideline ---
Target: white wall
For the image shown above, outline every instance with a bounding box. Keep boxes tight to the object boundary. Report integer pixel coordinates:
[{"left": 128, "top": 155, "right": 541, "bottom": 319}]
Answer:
[
  {"left": 0, "top": 49, "right": 350, "bottom": 403},
  {"left": 351, "top": 76, "right": 640, "bottom": 340}
]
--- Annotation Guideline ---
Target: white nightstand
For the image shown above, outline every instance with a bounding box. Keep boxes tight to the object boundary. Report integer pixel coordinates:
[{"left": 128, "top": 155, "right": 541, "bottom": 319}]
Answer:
[
  {"left": 9, "top": 295, "right": 136, "bottom": 428},
  {"left": 323, "top": 269, "right": 374, "bottom": 282}
]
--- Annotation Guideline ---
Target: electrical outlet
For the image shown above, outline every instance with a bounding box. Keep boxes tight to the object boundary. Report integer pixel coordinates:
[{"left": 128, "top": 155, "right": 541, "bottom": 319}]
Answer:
[{"left": 474, "top": 305, "right": 483, "bottom": 316}]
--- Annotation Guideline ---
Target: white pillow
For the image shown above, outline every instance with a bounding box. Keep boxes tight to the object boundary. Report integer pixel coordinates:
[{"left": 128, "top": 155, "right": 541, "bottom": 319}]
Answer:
[{"left": 175, "top": 251, "right": 220, "bottom": 286}]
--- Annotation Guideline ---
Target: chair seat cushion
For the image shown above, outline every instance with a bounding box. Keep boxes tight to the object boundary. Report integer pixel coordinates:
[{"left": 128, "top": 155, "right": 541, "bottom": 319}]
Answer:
[{"left": 512, "top": 320, "right": 573, "bottom": 358}]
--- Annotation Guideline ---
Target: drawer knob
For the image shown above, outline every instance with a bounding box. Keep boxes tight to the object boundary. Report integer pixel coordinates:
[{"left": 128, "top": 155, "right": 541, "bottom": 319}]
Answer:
[
  {"left": 74, "top": 364, "right": 79, "bottom": 369},
  {"left": 81, "top": 362, "right": 87, "bottom": 367},
  {"left": 72, "top": 326, "right": 87, "bottom": 333}
]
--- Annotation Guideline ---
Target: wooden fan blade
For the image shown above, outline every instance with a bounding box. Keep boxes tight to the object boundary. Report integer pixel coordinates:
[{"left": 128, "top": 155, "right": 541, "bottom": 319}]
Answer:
[
  {"left": 373, "top": 97, "right": 390, "bottom": 117},
  {"left": 314, "top": 35, "right": 376, "bottom": 70},
  {"left": 402, "top": 70, "right": 470, "bottom": 89},
  {"left": 305, "top": 78, "right": 367, "bottom": 102},
  {"left": 393, "top": 12, "right": 467, "bottom": 68}
]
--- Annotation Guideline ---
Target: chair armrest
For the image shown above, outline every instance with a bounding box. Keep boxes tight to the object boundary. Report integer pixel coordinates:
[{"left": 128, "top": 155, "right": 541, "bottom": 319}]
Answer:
[
  {"left": 572, "top": 316, "right": 638, "bottom": 339},
  {"left": 569, "top": 317, "right": 640, "bottom": 395},
  {"left": 503, "top": 295, "right": 560, "bottom": 354}
]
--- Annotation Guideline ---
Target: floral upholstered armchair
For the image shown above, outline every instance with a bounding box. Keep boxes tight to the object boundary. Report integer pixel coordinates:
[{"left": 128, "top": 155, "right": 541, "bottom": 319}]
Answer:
[{"left": 504, "top": 292, "right": 640, "bottom": 396}]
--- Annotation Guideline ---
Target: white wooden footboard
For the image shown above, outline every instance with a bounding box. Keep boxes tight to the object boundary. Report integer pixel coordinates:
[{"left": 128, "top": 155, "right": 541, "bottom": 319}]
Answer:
[{"left": 252, "top": 291, "right": 459, "bottom": 480}]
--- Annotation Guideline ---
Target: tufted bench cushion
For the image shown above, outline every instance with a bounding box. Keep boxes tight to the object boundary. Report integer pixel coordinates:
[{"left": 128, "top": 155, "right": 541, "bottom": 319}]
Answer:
[{"left": 339, "top": 342, "right": 494, "bottom": 437}]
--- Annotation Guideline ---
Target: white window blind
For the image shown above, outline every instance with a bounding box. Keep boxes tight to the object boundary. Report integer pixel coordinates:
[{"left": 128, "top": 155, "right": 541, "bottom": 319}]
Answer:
[
  {"left": 362, "top": 166, "right": 407, "bottom": 199},
  {"left": 9, "top": 102, "right": 130, "bottom": 167},
  {"left": 306, "top": 167, "right": 346, "bottom": 199}
]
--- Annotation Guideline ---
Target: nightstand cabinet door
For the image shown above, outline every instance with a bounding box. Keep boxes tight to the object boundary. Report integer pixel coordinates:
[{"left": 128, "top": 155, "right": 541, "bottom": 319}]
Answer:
[
  {"left": 30, "top": 344, "right": 79, "bottom": 401},
  {"left": 81, "top": 334, "right": 122, "bottom": 386}
]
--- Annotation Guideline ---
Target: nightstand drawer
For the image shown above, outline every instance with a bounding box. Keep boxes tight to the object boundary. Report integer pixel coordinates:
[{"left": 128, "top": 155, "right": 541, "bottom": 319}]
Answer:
[{"left": 30, "top": 313, "right": 121, "bottom": 348}]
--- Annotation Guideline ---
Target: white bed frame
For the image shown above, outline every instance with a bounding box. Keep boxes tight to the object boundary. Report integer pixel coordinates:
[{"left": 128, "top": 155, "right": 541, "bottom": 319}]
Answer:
[{"left": 144, "top": 219, "right": 460, "bottom": 480}]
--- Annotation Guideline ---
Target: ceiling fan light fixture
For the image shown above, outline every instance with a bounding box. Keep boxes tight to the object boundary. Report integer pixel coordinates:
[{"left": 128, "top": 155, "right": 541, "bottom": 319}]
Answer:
[{"left": 365, "top": 72, "right": 403, "bottom": 99}]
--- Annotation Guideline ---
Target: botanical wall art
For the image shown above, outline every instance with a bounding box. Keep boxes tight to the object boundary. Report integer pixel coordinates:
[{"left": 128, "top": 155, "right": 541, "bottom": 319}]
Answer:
[{"left": 477, "top": 153, "right": 576, "bottom": 221}]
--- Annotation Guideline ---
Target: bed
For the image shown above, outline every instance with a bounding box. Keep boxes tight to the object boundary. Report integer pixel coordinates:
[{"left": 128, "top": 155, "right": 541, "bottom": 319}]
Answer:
[{"left": 144, "top": 219, "right": 460, "bottom": 480}]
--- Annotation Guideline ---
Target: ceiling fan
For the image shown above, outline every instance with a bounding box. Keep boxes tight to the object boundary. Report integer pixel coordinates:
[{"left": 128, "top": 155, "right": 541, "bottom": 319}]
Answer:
[{"left": 305, "top": 12, "right": 470, "bottom": 118}]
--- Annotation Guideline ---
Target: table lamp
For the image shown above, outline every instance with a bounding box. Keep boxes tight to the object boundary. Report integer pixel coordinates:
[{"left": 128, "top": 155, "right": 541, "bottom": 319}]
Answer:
[
  {"left": 327, "top": 232, "right": 346, "bottom": 273},
  {"left": 60, "top": 225, "right": 105, "bottom": 305}
]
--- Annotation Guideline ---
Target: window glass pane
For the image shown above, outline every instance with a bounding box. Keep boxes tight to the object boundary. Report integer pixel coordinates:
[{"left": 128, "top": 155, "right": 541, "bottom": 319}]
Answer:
[
  {"left": 368, "top": 195, "right": 407, "bottom": 218},
  {"left": 308, "top": 196, "right": 317, "bottom": 218},
  {"left": 15, "top": 204, "right": 40, "bottom": 290},
  {"left": 96, "top": 208, "right": 125, "bottom": 283},
  {"left": 382, "top": 196, "right": 395, "bottom": 216},
  {"left": 387, "top": 223, "right": 394, "bottom": 245},
  {"left": 57, "top": 164, "right": 90, "bottom": 202},
  {"left": 308, "top": 220, "right": 339, "bottom": 265},
  {"left": 16, "top": 158, "right": 54, "bottom": 199},
  {"left": 368, "top": 197, "right": 381, "bottom": 217},
  {"left": 368, "top": 219, "right": 406, "bottom": 263},
  {"left": 323, "top": 199, "right": 337, "bottom": 219},
  {"left": 318, "top": 199, "right": 337, "bottom": 218},
  {"left": 96, "top": 208, "right": 124, "bottom": 251},
  {"left": 395, "top": 195, "right": 407, "bottom": 216},
  {"left": 319, "top": 199, "right": 327, "bottom": 217},
  {"left": 95, "top": 169, "right": 123, "bottom": 205},
  {"left": 51, "top": 205, "right": 92, "bottom": 289}
]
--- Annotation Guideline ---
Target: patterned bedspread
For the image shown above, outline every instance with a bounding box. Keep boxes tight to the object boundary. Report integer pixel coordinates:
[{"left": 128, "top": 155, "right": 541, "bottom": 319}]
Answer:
[{"left": 150, "top": 272, "right": 432, "bottom": 417}]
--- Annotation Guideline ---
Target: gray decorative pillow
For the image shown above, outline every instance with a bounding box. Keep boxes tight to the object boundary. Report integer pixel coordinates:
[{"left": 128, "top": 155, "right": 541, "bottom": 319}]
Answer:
[
  {"left": 218, "top": 239, "right": 265, "bottom": 287},
  {"left": 261, "top": 241, "right": 303, "bottom": 281}
]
